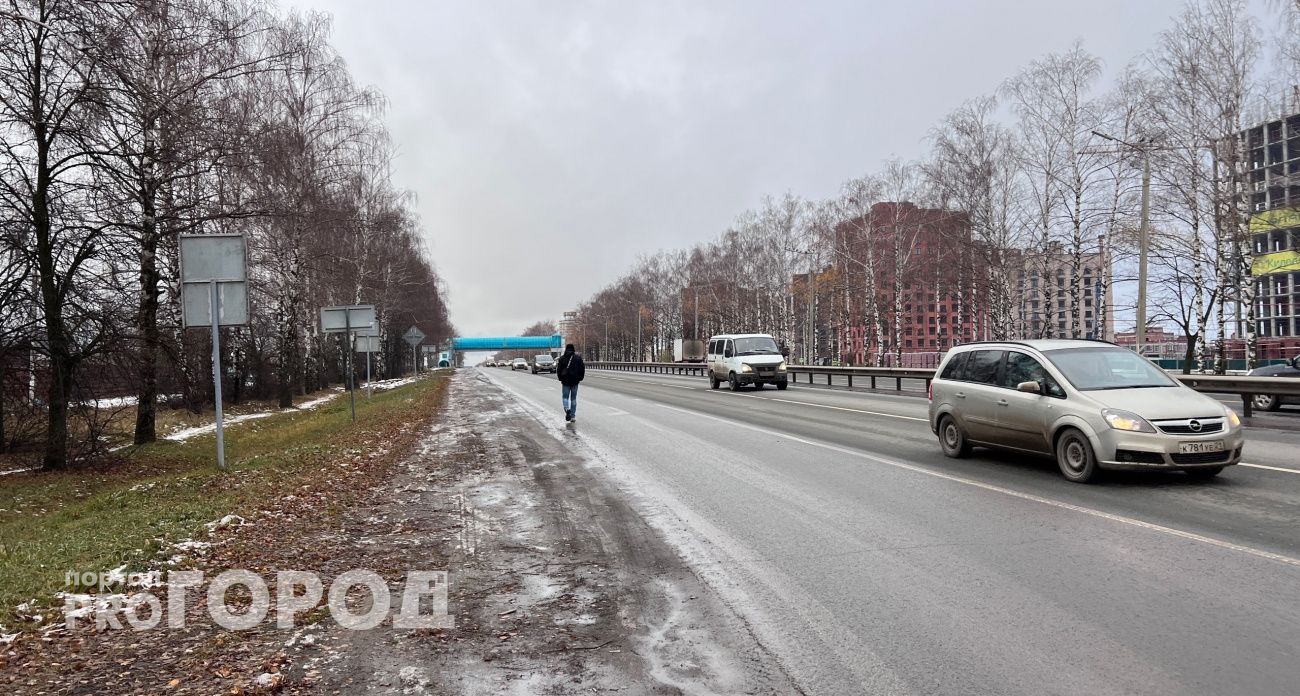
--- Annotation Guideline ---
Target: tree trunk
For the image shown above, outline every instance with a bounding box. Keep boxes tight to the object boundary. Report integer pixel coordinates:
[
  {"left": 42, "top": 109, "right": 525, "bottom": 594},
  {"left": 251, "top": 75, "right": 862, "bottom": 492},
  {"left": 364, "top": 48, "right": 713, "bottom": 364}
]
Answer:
[{"left": 133, "top": 229, "right": 161, "bottom": 444}]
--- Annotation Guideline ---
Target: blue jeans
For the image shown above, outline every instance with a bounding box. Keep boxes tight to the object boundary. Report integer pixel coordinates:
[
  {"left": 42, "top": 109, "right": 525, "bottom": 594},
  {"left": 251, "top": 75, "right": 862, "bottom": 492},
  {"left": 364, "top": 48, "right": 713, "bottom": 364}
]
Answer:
[{"left": 562, "top": 384, "right": 579, "bottom": 418}]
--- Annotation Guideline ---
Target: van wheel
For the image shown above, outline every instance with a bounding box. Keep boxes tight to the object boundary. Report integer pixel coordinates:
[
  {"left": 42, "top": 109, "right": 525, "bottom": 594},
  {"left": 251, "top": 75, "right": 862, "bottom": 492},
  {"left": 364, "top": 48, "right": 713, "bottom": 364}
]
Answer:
[
  {"left": 1185, "top": 466, "right": 1224, "bottom": 480},
  {"left": 1055, "top": 429, "right": 1099, "bottom": 483},
  {"left": 938, "top": 415, "right": 971, "bottom": 458},
  {"left": 710, "top": 375, "right": 720, "bottom": 390},
  {"left": 776, "top": 380, "right": 788, "bottom": 390},
  {"left": 728, "top": 373, "right": 740, "bottom": 391},
  {"left": 1252, "top": 394, "right": 1280, "bottom": 411}
]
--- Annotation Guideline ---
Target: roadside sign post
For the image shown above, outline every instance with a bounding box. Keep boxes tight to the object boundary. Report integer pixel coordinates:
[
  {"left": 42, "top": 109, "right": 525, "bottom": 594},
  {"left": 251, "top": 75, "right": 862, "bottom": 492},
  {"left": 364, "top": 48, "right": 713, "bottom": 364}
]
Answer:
[
  {"left": 403, "top": 327, "right": 425, "bottom": 376},
  {"left": 179, "top": 234, "right": 249, "bottom": 471},
  {"left": 354, "top": 329, "right": 381, "bottom": 396},
  {"left": 321, "top": 305, "right": 376, "bottom": 422}
]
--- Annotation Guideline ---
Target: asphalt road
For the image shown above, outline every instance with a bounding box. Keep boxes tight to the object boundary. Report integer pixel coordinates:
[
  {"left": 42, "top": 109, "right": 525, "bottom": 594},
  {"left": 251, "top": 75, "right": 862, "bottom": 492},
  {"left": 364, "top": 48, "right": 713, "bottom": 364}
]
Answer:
[{"left": 479, "top": 365, "right": 1300, "bottom": 696}]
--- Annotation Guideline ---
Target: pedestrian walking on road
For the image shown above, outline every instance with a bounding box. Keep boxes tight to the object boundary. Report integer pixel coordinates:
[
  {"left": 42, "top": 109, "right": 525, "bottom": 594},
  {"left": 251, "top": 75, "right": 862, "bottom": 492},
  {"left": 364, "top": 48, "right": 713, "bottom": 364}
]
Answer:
[{"left": 557, "top": 343, "right": 585, "bottom": 422}]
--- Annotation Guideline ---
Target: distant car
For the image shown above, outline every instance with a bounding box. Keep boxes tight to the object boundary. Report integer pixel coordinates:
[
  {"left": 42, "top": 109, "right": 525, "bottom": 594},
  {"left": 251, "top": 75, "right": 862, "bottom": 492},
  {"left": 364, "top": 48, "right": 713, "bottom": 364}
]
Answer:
[
  {"left": 484, "top": 361, "right": 496, "bottom": 368},
  {"left": 532, "top": 354, "right": 556, "bottom": 374},
  {"left": 929, "top": 340, "right": 1243, "bottom": 483},
  {"left": 511, "top": 358, "right": 528, "bottom": 371},
  {"left": 1247, "top": 355, "right": 1300, "bottom": 411}
]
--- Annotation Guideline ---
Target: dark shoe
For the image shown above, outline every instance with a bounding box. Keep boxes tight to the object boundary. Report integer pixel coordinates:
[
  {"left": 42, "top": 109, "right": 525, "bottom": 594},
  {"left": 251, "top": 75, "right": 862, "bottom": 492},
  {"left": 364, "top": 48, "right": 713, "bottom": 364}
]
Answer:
[{"left": 564, "top": 412, "right": 572, "bottom": 422}]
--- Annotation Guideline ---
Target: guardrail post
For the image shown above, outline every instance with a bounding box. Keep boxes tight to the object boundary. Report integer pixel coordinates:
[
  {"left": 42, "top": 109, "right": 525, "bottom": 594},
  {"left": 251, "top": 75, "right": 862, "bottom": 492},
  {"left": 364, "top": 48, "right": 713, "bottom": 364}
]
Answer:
[
  {"left": 870, "top": 376, "right": 876, "bottom": 389},
  {"left": 1242, "top": 393, "right": 1253, "bottom": 418},
  {"left": 896, "top": 376, "right": 902, "bottom": 391},
  {"left": 826, "top": 373, "right": 832, "bottom": 386},
  {"left": 847, "top": 374, "right": 853, "bottom": 388}
]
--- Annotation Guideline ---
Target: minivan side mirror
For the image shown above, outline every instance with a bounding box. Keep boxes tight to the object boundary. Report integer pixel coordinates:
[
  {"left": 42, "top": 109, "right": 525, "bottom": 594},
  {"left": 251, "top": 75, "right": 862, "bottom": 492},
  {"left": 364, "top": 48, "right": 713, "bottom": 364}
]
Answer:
[{"left": 1016, "top": 380, "right": 1041, "bottom": 394}]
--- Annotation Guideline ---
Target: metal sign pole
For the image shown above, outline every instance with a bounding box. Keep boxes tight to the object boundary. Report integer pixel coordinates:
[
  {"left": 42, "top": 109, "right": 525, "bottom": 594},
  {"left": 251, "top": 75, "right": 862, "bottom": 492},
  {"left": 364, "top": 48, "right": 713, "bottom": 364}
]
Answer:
[
  {"left": 366, "top": 347, "right": 372, "bottom": 397},
  {"left": 209, "top": 281, "right": 226, "bottom": 470},
  {"left": 345, "top": 312, "right": 356, "bottom": 423},
  {"left": 412, "top": 344, "right": 417, "bottom": 376}
]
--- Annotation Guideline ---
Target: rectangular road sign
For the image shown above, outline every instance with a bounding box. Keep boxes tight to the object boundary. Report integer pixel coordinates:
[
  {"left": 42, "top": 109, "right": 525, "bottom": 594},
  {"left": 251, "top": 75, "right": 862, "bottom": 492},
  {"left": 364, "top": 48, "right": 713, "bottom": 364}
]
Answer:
[
  {"left": 321, "top": 305, "right": 376, "bottom": 333},
  {"left": 182, "top": 282, "right": 249, "bottom": 327},
  {"left": 180, "top": 233, "right": 247, "bottom": 283},
  {"left": 354, "top": 335, "right": 382, "bottom": 353}
]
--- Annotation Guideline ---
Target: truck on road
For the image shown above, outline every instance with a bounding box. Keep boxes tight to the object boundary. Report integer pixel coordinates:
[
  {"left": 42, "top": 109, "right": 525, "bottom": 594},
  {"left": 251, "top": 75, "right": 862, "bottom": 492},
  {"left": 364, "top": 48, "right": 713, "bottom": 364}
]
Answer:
[{"left": 673, "top": 338, "right": 707, "bottom": 363}]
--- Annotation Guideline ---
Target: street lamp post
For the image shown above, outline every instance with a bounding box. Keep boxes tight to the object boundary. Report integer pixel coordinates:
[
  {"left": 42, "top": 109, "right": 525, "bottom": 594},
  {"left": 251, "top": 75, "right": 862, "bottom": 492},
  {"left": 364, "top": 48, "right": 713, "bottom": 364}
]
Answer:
[{"left": 1091, "top": 130, "right": 1152, "bottom": 355}]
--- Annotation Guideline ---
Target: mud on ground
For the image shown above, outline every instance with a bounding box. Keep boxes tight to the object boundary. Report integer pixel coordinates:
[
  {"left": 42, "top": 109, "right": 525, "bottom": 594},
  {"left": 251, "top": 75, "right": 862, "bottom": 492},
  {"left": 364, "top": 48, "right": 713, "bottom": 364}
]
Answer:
[{"left": 295, "top": 371, "right": 795, "bottom": 694}]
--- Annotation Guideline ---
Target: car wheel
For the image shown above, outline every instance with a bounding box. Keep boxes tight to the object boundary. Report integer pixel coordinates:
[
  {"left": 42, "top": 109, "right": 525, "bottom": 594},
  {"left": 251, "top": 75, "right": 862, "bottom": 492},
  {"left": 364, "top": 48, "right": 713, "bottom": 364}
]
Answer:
[
  {"left": 1055, "top": 429, "right": 1099, "bottom": 483},
  {"left": 728, "top": 372, "right": 740, "bottom": 391},
  {"left": 776, "top": 380, "right": 788, "bottom": 390},
  {"left": 1252, "top": 394, "right": 1281, "bottom": 411},
  {"left": 1185, "top": 466, "right": 1224, "bottom": 480},
  {"left": 938, "top": 415, "right": 971, "bottom": 458},
  {"left": 710, "top": 376, "right": 720, "bottom": 390}
]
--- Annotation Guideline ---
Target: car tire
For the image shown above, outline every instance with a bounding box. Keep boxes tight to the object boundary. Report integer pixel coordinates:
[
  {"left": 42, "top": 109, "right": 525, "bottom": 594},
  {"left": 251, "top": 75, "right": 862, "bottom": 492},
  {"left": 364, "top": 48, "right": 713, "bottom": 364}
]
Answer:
[
  {"left": 1252, "top": 394, "right": 1281, "bottom": 411},
  {"left": 1185, "top": 466, "right": 1224, "bottom": 480},
  {"left": 710, "top": 376, "right": 720, "bottom": 390},
  {"left": 938, "top": 415, "right": 972, "bottom": 458},
  {"left": 776, "top": 380, "right": 788, "bottom": 390},
  {"left": 728, "top": 372, "right": 740, "bottom": 391},
  {"left": 1055, "top": 428, "right": 1099, "bottom": 483}
]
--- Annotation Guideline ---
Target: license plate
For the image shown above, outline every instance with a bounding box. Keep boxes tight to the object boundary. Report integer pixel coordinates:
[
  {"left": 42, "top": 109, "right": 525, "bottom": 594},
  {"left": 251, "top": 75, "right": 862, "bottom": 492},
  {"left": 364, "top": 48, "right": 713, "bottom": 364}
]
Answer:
[{"left": 1178, "top": 440, "right": 1224, "bottom": 454}]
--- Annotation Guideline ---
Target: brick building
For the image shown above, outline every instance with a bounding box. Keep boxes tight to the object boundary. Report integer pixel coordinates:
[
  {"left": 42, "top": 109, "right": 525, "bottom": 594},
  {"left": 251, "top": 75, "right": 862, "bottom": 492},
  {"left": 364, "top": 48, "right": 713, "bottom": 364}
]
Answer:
[{"left": 829, "top": 201, "right": 986, "bottom": 365}]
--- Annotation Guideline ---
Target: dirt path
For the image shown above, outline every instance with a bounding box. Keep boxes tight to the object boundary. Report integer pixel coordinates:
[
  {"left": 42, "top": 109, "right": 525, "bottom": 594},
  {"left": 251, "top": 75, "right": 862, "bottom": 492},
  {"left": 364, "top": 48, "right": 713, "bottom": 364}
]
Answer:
[{"left": 291, "top": 371, "right": 795, "bottom": 694}]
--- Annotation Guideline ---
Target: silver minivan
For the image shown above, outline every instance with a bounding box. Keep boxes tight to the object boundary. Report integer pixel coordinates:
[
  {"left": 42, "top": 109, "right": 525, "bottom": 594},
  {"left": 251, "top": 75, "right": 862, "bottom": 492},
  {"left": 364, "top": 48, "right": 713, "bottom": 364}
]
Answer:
[
  {"left": 928, "top": 340, "right": 1244, "bottom": 483},
  {"left": 706, "top": 333, "right": 788, "bottom": 391}
]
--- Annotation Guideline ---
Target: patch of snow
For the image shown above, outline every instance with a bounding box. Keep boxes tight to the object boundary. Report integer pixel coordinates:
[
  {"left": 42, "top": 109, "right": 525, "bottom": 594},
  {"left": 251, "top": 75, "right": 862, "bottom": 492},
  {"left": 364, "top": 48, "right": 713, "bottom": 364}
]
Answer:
[
  {"left": 364, "top": 375, "right": 420, "bottom": 392},
  {"left": 295, "top": 392, "right": 339, "bottom": 410},
  {"left": 164, "top": 411, "right": 274, "bottom": 441},
  {"left": 0, "top": 467, "right": 36, "bottom": 477},
  {"left": 0, "top": 632, "right": 17, "bottom": 645},
  {"left": 204, "top": 514, "right": 248, "bottom": 532}
]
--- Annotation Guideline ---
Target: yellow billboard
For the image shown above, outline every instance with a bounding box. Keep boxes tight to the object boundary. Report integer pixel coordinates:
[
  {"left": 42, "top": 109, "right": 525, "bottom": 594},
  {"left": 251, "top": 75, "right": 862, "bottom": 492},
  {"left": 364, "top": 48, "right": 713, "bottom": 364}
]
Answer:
[
  {"left": 1253, "top": 249, "right": 1300, "bottom": 276},
  {"left": 1250, "top": 208, "right": 1300, "bottom": 233}
]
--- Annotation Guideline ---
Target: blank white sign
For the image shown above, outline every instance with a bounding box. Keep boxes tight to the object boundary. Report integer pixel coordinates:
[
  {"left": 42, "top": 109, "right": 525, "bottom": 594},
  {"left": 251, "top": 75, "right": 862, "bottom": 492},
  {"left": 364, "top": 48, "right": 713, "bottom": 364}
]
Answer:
[
  {"left": 321, "top": 305, "right": 376, "bottom": 333},
  {"left": 354, "top": 335, "right": 382, "bottom": 353},
  {"left": 180, "top": 234, "right": 247, "bottom": 283},
  {"left": 182, "top": 281, "right": 249, "bottom": 327}
]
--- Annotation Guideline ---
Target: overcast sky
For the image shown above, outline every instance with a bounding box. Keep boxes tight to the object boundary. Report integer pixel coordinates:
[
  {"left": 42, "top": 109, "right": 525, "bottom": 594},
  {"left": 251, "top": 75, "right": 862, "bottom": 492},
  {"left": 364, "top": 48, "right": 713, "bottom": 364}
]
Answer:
[{"left": 289, "top": 0, "right": 1211, "bottom": 339}]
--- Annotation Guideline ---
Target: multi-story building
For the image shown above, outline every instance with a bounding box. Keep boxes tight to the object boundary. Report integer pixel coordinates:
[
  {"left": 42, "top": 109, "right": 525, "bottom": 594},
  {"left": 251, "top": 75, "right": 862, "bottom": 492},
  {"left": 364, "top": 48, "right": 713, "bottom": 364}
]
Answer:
[
  {"left": 830, "top": 201, "right": 986, "bottom": 365},
  {"left": 1245, "top": 109, "right": 1300, "bottom": 338},
  {"left": 1012, "top": 240, "right": 1115, "bottom": 342}
]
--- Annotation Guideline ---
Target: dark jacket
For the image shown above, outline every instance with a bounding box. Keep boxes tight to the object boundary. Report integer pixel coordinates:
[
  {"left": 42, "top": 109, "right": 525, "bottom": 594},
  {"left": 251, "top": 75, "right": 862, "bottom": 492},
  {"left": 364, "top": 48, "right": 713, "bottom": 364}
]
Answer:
[{"left": 557, "top": 352, "right": 585, "bottom": 386}]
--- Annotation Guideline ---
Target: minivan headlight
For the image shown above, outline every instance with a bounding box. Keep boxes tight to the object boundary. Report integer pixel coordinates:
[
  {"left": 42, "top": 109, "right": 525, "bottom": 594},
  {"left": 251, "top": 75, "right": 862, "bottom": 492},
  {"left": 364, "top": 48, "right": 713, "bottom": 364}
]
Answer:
[
  {"left": 740, "top": 363, "right": 754, "bottom": 373},
  {"left": 1102, "top": 409, "right": 1156, "bottom": 433},
  {"left": 777, "top": 361, "right": 787, "bottom": 372},
  {"left": 1224, "top": 407, "right": 1241, "bottom": 428}
]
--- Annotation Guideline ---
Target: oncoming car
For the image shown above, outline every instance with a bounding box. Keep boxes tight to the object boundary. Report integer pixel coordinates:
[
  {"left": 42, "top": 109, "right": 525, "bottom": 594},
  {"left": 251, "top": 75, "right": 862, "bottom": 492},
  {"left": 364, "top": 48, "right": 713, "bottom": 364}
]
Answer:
[
  {"left": 511, "top": 358, "right": 528, "bottom": 371},
  {"left": 532, "top": 354, "right": 556, "bottom": 374},
  {"left": 706, "top": 333, "right": 788, "bottom": 391},
  {"left": 928, "top": 340, "right": 1244, "bottom": 483}
]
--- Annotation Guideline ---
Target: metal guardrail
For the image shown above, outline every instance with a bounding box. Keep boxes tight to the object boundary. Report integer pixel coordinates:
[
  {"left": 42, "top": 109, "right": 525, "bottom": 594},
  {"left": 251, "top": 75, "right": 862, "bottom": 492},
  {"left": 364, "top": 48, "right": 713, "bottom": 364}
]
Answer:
[{"left": 586, "top": 361, "right": 1300, "bottom": 417}]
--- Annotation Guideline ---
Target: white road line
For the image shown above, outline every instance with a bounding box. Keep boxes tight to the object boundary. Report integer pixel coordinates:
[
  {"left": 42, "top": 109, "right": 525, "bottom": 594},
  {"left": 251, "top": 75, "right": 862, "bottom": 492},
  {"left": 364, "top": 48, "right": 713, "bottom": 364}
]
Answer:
[
  {"left": 650, "top": 400, "right": 1300, "bottom": 569},
  {"left": 764, "top": 397, "right": 929, "bottom": 422},
  {"left": 1239, "top": 462, "right": 1300, "bottom": 474}
]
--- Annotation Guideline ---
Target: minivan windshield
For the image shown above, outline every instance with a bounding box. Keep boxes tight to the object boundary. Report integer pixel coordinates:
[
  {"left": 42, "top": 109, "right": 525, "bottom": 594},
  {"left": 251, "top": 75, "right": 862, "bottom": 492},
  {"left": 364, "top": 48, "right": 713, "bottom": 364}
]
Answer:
[
  {"left": 535, "top": 355, "right": 554, "bottom": 364},
  {"left": 1045, "top": 347, "right": 1178, "bottom": 391},
  {"left": 734, "top": 336, "right": 780, "bottom": 356}
]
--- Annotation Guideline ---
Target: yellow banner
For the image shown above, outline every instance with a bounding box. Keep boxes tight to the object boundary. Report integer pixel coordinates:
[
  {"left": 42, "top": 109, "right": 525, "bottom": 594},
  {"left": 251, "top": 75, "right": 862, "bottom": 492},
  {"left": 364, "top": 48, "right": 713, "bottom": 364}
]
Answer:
[
  {"left": 1253, "top": 249, "right": 1300, "bottom": 276},
  {"left": 1250, "top": 208, "right": 1300, "bottom": 233}
]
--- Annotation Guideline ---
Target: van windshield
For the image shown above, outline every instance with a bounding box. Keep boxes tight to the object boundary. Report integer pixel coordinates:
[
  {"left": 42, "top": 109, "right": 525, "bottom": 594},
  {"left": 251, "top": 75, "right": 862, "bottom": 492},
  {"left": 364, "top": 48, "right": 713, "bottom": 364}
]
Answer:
[
  {"left": 735, "top": 336, "right": 780, "bottom": 356},
  {"left": 1046, "top": 347, "right": 1178, "bottom": 391}
]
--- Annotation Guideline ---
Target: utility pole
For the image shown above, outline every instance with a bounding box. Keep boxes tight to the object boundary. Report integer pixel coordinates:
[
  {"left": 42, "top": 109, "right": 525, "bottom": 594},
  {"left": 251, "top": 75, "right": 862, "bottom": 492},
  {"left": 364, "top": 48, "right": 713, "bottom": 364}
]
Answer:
[{"left": 1089, "top": 130, "right": 1153, "bottom": 355}]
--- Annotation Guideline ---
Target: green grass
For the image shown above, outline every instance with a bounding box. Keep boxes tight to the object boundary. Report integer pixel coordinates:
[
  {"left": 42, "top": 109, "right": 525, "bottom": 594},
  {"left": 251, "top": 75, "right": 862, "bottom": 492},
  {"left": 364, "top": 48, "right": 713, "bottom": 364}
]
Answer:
[{"left": 0, "top": 375, "right": 446, "bottom": 622}]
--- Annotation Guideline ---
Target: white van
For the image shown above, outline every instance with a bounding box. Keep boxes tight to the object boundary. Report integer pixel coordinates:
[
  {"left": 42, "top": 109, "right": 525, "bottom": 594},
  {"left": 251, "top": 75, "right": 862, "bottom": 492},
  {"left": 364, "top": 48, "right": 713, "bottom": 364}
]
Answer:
[{"left": 705, "top": 334, "right": 788, "bottom": 391}]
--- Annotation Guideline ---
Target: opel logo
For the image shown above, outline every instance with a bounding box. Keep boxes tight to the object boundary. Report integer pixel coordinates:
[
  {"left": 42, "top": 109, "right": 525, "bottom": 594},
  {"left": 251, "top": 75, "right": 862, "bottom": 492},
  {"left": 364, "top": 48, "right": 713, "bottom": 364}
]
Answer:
[{"left": 1188, "top": 419, "right": 1203, "bottom": 432}]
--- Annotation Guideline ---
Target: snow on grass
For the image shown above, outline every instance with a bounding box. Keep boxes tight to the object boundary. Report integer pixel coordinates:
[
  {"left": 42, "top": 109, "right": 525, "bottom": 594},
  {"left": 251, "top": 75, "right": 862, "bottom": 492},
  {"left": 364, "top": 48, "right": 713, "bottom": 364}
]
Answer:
[
  {"left": 363, "top": 375, "right": 420, "bottom": 391},
  {"left": 164, "top": 411, "right": 276, "bottom": 442},
  {"left": 0, "top": 467, "right": 36, "bottom": 477}
]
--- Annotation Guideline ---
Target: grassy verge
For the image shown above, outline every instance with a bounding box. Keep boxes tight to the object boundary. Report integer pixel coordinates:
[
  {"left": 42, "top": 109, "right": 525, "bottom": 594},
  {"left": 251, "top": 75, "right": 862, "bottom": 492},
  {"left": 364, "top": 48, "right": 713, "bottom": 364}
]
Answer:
[{"left": 0, "top": 374, "right": 448, "bottom": 622}]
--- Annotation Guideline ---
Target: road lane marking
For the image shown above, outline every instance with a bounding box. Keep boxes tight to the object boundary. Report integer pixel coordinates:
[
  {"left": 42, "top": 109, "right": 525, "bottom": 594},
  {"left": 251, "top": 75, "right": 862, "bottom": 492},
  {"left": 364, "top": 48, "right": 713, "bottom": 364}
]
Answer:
[
  {"left": 764, "top": 397, "right": 928, "bottom": 422},
  {"left": 1240, "top": 462, "right": 1300, "bottom": 474},
  {"left": 649, "top": 401, "right": 1300, "bottom": 569}
]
